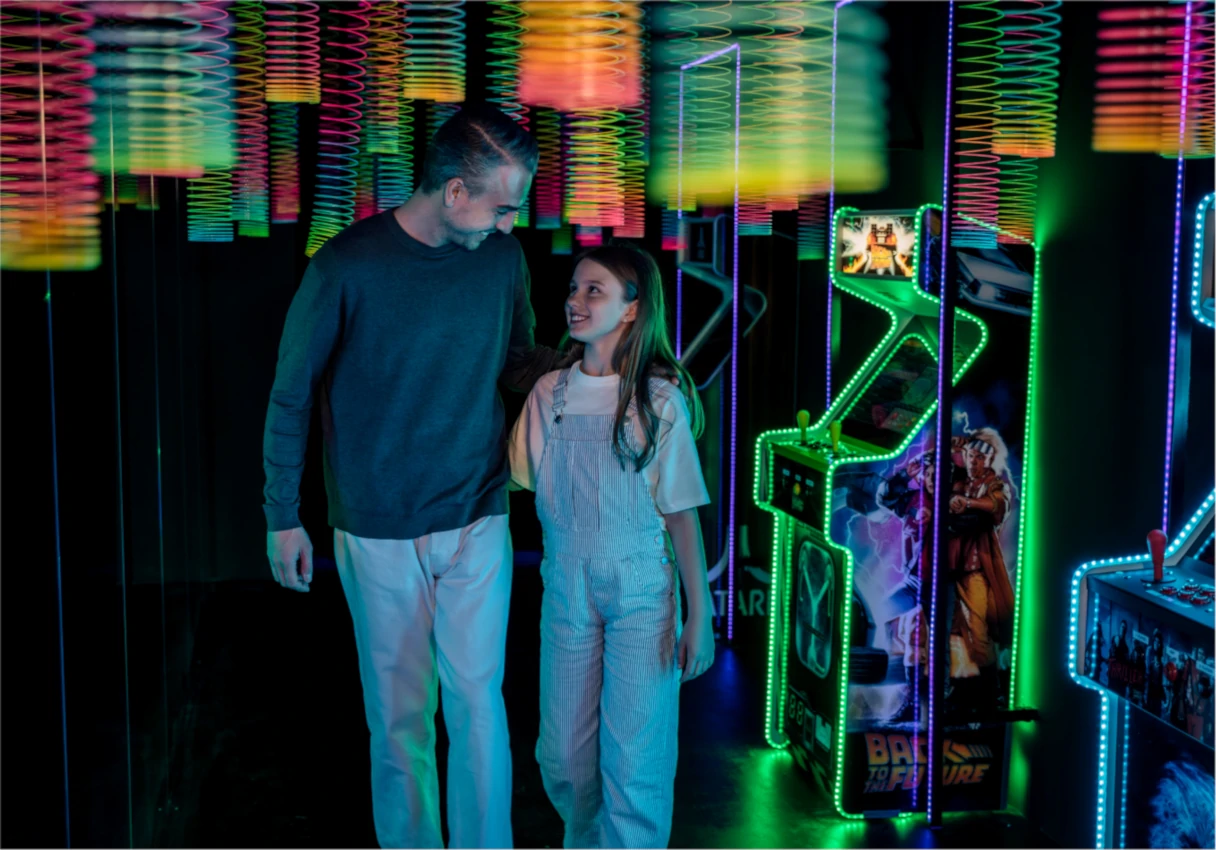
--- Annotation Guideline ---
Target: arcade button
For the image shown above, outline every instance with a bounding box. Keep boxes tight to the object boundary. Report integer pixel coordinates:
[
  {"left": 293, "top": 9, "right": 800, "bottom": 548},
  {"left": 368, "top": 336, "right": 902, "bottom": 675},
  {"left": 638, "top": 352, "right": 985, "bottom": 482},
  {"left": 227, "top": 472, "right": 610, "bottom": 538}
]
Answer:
[
  {"left": 1163, "top": 586, "right": 1179, "bottom": 595},
  {"left": 1191, "top": 596, "right": 1207, "bottom": 606},
  {"left": 1179, "top": 592, "right": 1194, "bottom": 602}
]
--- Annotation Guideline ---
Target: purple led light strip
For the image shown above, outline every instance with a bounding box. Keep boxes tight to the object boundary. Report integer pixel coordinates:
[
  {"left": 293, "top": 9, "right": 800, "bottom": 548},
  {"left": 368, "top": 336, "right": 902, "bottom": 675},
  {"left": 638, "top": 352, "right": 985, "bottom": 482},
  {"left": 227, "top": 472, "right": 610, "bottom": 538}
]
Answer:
[
  {"left": 678, "top": 42, "right": 742, "bottom": 640},
  {"left": 825, "top": 0, "right": 852, "bottom": 408},
  {"left": 928, "top": 0, "right": 957, "bottom": 823},
  {"left": 731, "top": 44, "right": 740, "bottom": 643},
  {"left": 677, "top": 69, "right": 685, "bottom": 358},
  {"left": 1162, "top": 2, "right": 1195, "bottom": 536}
]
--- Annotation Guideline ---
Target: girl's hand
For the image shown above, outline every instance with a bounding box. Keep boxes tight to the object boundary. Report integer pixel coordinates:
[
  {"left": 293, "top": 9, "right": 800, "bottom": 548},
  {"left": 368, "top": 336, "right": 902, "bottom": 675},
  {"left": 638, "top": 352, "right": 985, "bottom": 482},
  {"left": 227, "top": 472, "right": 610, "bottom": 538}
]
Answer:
[{"left": 678, "top": 611, "right": 715, "bottom": 683}]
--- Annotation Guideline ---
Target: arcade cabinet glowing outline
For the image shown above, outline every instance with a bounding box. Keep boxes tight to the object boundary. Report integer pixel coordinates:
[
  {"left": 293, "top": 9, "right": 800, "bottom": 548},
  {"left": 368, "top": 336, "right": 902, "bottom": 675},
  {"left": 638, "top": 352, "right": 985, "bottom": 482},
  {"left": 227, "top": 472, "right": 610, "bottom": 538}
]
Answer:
[
  {"left": 1192, "top": 192, "right": 1214, "bottom": 329},
  {"left": 677, "top": 42, "right": 741, "bottom": 640},
  {"left": 1067, "top": 491, "right": 1216, "bottom": 849},
  {"left": 753, "top": 203, "right": 990, "bottom": 819}
]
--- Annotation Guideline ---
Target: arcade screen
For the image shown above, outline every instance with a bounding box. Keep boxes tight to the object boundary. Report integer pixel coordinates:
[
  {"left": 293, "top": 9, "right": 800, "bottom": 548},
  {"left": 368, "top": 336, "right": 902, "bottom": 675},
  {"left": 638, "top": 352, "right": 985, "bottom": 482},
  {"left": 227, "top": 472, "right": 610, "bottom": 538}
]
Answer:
[
  {"left": 1121, "top": 708, "right": 1215, "bottom": 849},
  {"left": 841, "top": 336, "right": 938, "bottom": 451},
  {"left": 837, "top": 213, "right": 919, "bottom": 279}
]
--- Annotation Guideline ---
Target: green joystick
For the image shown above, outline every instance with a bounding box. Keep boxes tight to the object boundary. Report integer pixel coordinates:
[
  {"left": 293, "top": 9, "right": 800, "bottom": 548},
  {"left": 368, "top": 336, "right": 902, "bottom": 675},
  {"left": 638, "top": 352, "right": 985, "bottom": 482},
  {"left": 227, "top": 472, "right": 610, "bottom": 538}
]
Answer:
[
  {"left": 830, "top": 420, "right": 842, "bottom": 454},
  {"left": 797, "top": 410, "right": 810, "bottom": 445}
]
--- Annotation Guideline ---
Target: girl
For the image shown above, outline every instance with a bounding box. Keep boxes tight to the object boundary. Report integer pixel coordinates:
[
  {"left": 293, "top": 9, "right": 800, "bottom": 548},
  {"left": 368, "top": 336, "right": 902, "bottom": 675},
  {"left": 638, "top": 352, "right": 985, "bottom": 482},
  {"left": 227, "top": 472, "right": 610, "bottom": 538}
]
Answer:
[{"left": 509, "top": 240, "right": 715, "bottom": 848}]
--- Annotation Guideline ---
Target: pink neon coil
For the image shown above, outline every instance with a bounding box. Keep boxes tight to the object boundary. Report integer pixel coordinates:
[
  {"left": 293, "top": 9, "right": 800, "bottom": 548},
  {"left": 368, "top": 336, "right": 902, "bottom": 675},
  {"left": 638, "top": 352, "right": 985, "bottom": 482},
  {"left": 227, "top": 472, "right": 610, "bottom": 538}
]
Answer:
[
  {"left": 0, "top": 2, "right": 100, "bottom": 270},
  {"left": 270, "top": 103, "right": 300, "bottom": 223},
  {"left": 518, "top": 1, "right": 643, "bottom": 112},
  {"left": 1093, "top": 4, "right": 1212, "bottom": 155},
  {"left": 305, "top": 1, "right": 369, "bottom": 257}
]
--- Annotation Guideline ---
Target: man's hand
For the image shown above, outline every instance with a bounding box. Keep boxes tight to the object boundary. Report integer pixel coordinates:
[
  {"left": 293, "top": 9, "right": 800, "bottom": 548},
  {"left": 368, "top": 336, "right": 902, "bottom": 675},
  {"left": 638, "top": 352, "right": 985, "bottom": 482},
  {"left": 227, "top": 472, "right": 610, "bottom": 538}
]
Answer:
[
  {"left": 651, "top": 362, "right": 681, "bottom": 387},
  {"left": 556, "top": 342, "right": 585, "bottom": 369},
  {"left": 677, "top": 610, "right": 715, "bottom": 683},
  {"left": 267, "top": 527, "right": 313, "bottom": 592}
]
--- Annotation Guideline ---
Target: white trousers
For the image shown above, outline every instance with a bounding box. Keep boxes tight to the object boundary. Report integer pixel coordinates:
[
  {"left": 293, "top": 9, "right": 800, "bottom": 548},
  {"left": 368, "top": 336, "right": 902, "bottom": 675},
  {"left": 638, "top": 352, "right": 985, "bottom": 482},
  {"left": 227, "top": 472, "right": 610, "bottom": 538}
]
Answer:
[{"left": 334, "top": 515, "right": 514, "bottom": 849}]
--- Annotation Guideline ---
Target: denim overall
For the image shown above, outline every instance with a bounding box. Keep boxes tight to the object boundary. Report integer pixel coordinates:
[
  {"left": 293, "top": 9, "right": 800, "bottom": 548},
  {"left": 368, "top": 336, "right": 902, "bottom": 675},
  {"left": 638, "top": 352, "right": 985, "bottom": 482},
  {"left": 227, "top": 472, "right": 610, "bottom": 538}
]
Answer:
[{"left": 534, "top": 367, "right": 682, "bottom": 848}]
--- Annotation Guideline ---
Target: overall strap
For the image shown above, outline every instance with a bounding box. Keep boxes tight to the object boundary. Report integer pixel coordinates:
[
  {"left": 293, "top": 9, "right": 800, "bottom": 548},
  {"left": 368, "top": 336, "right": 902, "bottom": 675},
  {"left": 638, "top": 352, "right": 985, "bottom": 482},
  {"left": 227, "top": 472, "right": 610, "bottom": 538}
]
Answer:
[{"left": 551, "top": 366, "right": 573, "bottom": 423}]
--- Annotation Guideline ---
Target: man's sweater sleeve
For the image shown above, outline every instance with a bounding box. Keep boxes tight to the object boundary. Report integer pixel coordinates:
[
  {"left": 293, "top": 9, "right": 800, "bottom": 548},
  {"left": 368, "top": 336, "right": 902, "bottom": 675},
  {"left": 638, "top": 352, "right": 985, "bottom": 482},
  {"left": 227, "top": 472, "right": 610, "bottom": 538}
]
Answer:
[
  {"left": 263, "top": 260, "right": 343, "bottom": 532},
  {"left": 501, "top": 245, "right": 567, "bottom": 393}
]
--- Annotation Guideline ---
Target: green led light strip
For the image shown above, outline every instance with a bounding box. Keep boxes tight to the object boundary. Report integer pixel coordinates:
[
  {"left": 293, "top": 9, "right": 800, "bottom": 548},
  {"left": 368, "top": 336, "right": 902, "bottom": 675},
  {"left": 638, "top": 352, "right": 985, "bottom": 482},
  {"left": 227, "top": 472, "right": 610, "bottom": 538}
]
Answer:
[
  {"left": 948, "top": 212, "right": 1043, "bottom": 711},
  {"left": 755, "top": 204, "right": 990, "bottom": 819}
]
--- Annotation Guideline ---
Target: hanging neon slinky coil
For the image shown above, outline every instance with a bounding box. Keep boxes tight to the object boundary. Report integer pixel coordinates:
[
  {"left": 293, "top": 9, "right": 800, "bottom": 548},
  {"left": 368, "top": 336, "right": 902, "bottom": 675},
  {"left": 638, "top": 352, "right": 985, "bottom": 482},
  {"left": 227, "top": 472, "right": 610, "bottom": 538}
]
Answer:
[
  {"left": 186, "top": 1, "right": 237, "bottom": 243},
  {"left": 534, "top": 108, "right": 564, "bottom": 229},
  {"left": 232, "top": 0, "right": 270, "bottom": 238},
  {"left": 992, "top": 0, "right": 1061, "bottom": 243},
  {"left": 270, "top": 103, "right": 300, "bottom": 222},
  {"left": 1092, "top": 5, "right": 1212, "bottom": 156},
  {"left": 0, "top": 2, "right": 101, "bottom": 271},
  {"left": 364, "top": 0, "right": 412, "bottom": 211},
  {"left": 306, "top": 1, "right": 369, "bottom": 258},
  {"left": 403, "top": 1, "right": 466, "bottom": 139},
  {"left": 953, "top": 1, "right": 1004, "bottom": 248},
  {"left": 1191, "top": 4, "right": 1214, "bottom": 157},
  {"left": 488, "top": 0, "right": 530, "bottom": 227},
  {"left": 520, "top": 1, "right": 642, "bottom": 231},
  {"left": 90, "top": 1, "right": 222, "bottom": 179},
  {"left": 649, "top": 0, "right": 735, "bottom": 213},
  {"left": 565, "top": 111, "right": 626, "bottom": 229},
  {"left": 615, "top": 2, "right": 650, "bottom": 239},
  {"left": 265, "top": 0, "right": 321, "bottom": 104},
  {"left": 518, "top": 1, "right": 643, "bottom": 113}
]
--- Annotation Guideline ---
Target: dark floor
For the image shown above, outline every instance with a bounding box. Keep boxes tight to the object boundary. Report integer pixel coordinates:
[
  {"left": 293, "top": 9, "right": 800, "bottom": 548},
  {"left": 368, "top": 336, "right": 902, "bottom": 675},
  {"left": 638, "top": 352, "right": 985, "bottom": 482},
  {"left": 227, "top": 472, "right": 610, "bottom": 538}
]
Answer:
[{"left": 155, "top": 560, "right": 1052, "bottom": 849}]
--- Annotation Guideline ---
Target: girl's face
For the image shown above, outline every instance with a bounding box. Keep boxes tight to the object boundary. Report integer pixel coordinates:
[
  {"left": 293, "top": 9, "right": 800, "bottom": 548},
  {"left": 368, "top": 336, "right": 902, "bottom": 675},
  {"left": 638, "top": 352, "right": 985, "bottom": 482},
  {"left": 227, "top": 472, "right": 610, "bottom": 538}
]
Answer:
[{"left": 566, "top": 258, "right": 637, "bottom": 345}]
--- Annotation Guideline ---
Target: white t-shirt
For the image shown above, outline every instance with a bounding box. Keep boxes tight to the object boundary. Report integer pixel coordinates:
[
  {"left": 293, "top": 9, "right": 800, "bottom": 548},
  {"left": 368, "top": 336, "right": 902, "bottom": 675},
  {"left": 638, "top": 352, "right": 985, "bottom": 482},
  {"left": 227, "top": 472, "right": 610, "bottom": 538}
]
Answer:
[{"left": 509, "top": 362, "right": 711, "bottom": 521}]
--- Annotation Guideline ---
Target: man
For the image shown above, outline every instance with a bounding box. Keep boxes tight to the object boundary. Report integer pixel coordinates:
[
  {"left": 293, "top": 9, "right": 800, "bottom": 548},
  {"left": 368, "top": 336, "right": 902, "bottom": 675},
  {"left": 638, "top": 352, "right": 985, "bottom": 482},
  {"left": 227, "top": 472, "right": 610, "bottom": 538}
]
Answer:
[
  {"left": 263, "top": 104, "right": 568, "bottom": 849},
  {"left": 945, "top": 429, "right": 1016, "bottom": 708}
]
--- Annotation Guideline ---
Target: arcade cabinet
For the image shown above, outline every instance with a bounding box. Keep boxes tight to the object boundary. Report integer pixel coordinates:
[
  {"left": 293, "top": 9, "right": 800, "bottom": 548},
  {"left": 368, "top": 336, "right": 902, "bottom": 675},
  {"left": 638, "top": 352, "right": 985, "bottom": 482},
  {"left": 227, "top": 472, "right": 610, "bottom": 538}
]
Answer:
[
  {"left": 1068, "top": 191, "right": 1216, "bottom": 850},
  {"left": 755, "top": 205, "right": 1041, "bottom": 817}
]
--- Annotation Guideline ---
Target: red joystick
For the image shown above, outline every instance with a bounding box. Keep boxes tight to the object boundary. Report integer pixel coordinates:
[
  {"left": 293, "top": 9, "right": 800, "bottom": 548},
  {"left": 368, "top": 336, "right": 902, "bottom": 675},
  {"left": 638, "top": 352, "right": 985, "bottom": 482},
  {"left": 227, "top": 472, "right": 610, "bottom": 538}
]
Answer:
[{"left": 1147, "top": 529, "right": 1167, "bottom": 583}]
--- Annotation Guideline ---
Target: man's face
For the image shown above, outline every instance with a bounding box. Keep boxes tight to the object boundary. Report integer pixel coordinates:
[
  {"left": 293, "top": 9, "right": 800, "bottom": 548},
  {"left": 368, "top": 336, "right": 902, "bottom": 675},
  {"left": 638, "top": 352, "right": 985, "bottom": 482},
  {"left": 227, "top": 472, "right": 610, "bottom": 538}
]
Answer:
[
  {"left": 965, "top": 447, "right": 989, "bottom": 479},
  {"left": 440, "top": 164, "right": 532, "bottom": 250}
]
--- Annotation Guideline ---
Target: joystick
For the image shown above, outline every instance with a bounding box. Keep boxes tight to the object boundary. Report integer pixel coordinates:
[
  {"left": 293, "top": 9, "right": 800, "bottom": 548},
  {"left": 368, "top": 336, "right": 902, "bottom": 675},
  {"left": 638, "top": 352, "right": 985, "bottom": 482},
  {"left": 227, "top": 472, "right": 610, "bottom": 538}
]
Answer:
[
  {"left": 830, "top": 420, "right": 842, "bottom": 454},
  {"left": 797, "top": 410, "right": 810, "bottom": 446},
  {"left": 1143, "top": 528, "right": 1172, "bottom": 585}
]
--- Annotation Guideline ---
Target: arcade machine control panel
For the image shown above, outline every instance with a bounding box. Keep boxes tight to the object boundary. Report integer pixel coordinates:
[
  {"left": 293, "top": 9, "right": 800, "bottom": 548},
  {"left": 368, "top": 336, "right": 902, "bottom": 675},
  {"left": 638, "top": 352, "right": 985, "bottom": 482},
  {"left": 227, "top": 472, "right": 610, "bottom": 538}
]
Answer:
[
  {"left": 766, "top": 418, "right": 847, "bottom": 527},
  {"left": 1076, "top": 499, "right": 1215, "bottom": 749}
]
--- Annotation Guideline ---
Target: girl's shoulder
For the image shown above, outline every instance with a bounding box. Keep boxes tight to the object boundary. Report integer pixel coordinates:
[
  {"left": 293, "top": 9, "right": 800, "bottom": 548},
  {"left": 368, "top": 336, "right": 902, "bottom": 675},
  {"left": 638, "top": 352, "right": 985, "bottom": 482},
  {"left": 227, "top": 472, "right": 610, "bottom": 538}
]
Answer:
[
  {"left": 644, "top": 377, "right": 690, "bottom": 423},
  {"left": 528, "top": 368, "right": 566, "bottom": 405}
]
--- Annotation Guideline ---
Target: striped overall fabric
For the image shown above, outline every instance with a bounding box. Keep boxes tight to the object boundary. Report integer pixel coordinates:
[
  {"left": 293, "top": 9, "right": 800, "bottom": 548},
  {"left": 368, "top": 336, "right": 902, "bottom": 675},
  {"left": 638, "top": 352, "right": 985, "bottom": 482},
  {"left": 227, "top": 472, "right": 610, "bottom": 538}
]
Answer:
[{"left": 534, "top": 368, "right": 681, "bottom": 849}]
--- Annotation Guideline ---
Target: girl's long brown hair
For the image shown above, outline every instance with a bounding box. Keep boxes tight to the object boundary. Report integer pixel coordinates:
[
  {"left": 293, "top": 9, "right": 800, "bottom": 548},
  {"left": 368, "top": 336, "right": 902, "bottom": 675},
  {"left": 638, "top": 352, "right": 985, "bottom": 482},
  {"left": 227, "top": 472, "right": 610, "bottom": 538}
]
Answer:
[{"left": 568, "top": 240, "right": 704, "bottom": 472}]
